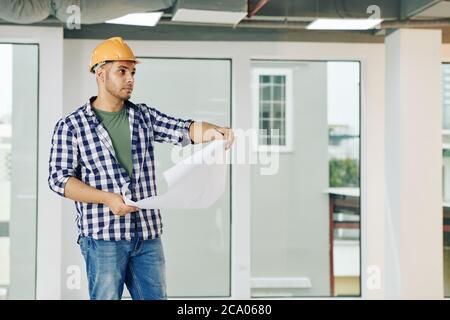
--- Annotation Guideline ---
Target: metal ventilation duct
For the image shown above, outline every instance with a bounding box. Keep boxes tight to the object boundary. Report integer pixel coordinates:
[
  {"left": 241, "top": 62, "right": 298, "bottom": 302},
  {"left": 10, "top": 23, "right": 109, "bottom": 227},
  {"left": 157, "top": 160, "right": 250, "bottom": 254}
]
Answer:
[{"left": 0, "top": 0, "right": 175, "bottom": 24}]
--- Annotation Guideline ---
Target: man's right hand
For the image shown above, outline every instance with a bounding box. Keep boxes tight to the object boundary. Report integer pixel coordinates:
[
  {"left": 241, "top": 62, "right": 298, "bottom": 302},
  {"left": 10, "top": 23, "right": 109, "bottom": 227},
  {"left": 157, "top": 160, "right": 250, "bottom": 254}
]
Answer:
[{"left": 103, "top": 193, "right": 140, "bottom": 216}]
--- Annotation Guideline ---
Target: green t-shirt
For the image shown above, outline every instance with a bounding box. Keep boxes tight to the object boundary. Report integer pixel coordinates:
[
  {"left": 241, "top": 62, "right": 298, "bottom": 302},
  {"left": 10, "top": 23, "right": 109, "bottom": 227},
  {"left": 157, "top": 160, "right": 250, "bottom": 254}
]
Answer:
[{"left": 93, "top": 106, "right": 133, "bottom": 178}]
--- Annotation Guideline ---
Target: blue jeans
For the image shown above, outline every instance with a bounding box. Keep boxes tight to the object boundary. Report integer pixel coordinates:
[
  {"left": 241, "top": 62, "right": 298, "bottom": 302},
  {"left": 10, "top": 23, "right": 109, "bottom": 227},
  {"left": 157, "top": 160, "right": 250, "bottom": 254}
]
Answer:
[{"left": 79, "top": 235, "right": 167, "bottom": 300}]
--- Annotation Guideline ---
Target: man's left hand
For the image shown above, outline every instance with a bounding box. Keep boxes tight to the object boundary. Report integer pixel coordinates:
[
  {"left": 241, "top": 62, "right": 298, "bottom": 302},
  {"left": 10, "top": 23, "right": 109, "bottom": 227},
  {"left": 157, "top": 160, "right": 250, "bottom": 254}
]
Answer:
[{"left": 215, "top": 127, "right": 235, "bottom": 150}]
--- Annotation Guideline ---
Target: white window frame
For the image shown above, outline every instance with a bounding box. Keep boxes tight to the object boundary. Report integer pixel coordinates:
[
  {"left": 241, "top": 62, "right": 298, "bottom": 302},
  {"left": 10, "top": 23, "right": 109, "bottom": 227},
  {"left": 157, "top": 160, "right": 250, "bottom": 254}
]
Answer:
[
  {"left": 252, "top": 67, "right": 293, "bottom": 153},
  {"left": 0, "top": 25, "right": 64, "bottom": 300},
  {"left": 58, "top": 39, "right": 386, "bottom": 299}
]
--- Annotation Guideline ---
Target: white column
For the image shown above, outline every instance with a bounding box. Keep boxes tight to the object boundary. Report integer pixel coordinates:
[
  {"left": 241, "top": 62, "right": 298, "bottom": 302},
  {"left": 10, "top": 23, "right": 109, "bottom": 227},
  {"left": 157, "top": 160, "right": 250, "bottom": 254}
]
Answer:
[
  {"left": 385, "top": 28, "right": 443, "bottom": 299},
  {"left": 231, "top": 55, "right": 252, "bottom": 299}
]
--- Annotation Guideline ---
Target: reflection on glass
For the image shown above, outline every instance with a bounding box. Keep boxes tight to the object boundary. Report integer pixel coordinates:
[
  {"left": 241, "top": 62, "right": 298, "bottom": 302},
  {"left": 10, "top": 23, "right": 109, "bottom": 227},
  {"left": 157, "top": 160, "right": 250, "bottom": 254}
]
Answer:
[
  {"left": 132, "top": 58, "right": 231, "bottom": 297},
  {"left": 443, "top": 150, "right": 450, "bottom": 297},
  {"left": 0, "top": 44, "right": 38, "bottom": 299},
  {"left": 443, "top": 65, "right": 450, "bottom": 130},
  {"left": 442, "top": 64, "right": 450, "bottom": 297}
]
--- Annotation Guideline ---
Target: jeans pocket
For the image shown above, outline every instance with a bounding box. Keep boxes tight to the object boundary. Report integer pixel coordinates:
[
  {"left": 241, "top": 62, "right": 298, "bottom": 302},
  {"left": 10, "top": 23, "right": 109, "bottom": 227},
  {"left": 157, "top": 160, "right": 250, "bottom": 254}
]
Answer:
[{"left": 79, "top": 236, "right": 91, "bottom": 254}]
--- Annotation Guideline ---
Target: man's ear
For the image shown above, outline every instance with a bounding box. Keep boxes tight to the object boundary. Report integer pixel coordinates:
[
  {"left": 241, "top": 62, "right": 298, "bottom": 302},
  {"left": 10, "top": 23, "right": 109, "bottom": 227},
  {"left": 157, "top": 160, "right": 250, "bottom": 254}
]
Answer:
[{"left": 96, "top": 66, "right": 105, "bottom": 83}]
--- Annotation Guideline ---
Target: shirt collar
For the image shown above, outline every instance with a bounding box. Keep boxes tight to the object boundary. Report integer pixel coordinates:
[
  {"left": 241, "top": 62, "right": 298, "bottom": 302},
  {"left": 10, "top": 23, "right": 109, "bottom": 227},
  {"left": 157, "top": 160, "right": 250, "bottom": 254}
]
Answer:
[{"left": 84, "top": 96, "right": 138, "bottom": 117}]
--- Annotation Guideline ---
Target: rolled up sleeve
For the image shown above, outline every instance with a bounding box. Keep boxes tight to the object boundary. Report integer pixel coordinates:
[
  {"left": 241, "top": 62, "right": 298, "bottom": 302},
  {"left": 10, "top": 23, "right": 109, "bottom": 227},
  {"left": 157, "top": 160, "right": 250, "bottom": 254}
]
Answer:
[
  {"left": 48, "top": 119, "right": 79, "bottom": 197},
  {"left": 147, "top": 106, "right": 195, "bottom": 147}
]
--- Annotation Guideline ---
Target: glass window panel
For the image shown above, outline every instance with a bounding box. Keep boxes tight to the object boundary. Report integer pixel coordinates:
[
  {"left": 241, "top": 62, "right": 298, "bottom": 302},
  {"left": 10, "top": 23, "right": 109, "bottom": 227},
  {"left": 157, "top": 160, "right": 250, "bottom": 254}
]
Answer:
[
  {"left": 273, "top": 85, "right": 283, "bottom": 101},
  {"left": 0, "top": 44, "right": 38, "bottom": 299},
  {"left": 443, "top": 64, "right": 450, "bottom": 297},
  {"left": 273, "top": 103, "right": 285, "bottom": 119},
  {"left": 444, "top": 135, "right": 450, "bottom": 146},
  {"left": 274, "top": 75, "right": 285, "bottom": 84},
  {"left": 251, "top": 60, "right": 360, "bottom": 297},
  {"left": 260, "top": 102, "right": 271, "bottom": 118},
  {"left": 443, "top": 65, "right": 450, "bottom": 130},
  {"left": 260, "top": 75, "right": 271, "bottom": 84},
  {"left": 261, "top": 119, "right": 271, "bottom": 132},
  {"left": 260, "top": 85, "right": 271, "bottom": 101},
  {"left": 272, "top": 120, "right": 282, "bottom": 132},
  {"left": 256, "top": 77, "right": 287, "bottom": 147},
  {"left": 133, "top": 58, "right": 231, "bottom": 297}
]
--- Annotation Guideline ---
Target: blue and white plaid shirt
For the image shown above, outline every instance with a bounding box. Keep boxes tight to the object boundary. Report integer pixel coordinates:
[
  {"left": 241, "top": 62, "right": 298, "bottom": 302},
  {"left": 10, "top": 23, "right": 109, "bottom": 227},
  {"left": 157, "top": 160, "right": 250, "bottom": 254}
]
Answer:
[{"left": 48, "top": 97, "right": 194, "bottom": 241}]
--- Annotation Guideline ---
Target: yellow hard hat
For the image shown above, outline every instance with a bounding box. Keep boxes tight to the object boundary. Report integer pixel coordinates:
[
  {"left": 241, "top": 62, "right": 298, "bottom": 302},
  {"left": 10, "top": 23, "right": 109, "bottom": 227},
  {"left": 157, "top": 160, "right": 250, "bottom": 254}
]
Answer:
[{"left": 89, "top": 37, "right": 140, "bottom": 73}]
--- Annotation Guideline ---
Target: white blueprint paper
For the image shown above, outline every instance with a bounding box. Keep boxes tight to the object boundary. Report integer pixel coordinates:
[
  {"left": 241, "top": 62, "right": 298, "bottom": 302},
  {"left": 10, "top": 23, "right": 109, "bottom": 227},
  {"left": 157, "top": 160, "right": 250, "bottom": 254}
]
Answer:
[{"left": 121, "top": 140, "right": 228, "bottom": 209}]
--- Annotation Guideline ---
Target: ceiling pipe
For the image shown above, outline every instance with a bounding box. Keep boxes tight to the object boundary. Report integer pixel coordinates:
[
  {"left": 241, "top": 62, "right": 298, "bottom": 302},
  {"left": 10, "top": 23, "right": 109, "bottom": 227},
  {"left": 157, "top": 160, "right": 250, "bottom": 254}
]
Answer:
[
  {"left": 234, "top": 18, "right": 450, "bottom": 30},
  {"left": 159, "top": 17, "right": 450, "bottom": 30},
  {"left": 247, "top": 0, "right": 270, "bottom": 18},
  {"left": 382, "top": 18, "right": 450, "bottom": 28}
]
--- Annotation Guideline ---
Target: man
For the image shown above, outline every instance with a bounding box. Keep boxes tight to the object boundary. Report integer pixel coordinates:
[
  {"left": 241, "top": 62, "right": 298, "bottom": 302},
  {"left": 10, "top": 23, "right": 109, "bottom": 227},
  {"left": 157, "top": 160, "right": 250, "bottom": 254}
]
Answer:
[{"left": 48, "top": 37, "right": 234, "bottom": 300}]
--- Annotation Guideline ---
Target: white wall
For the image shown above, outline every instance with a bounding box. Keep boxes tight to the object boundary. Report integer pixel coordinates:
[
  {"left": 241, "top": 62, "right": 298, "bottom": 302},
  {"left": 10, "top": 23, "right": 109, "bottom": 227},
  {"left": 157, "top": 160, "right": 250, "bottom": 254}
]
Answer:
[{"left": 385, "top": 29, "right": 443, "bottom": 299}]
